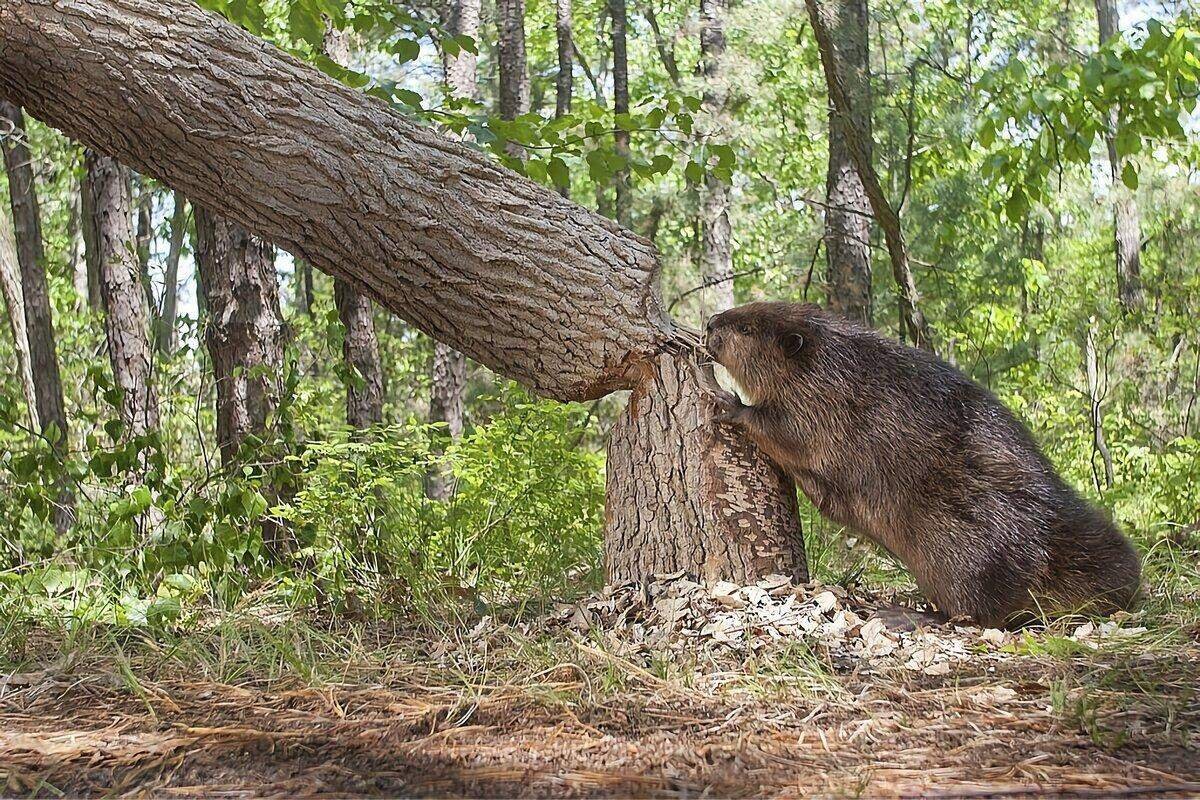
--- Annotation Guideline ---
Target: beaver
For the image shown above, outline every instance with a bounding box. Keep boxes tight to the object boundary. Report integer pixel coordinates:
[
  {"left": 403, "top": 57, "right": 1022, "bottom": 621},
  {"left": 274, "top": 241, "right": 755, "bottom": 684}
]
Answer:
[{"left": 703, "top": 301, "right": 1140, "bottom": 627}]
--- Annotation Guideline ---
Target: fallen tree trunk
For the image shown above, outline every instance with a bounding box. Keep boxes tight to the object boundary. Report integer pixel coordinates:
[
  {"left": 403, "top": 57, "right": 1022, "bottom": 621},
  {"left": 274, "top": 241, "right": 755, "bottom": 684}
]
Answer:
[{"left": 0, "top": 0, "right": 807, "bottom": 584}]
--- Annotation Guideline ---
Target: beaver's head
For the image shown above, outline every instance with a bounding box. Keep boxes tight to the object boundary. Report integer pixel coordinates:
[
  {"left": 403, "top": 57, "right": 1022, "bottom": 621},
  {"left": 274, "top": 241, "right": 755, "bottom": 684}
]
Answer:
[{"left": 705, "top": 302, "right": 824, "bottom": 404}]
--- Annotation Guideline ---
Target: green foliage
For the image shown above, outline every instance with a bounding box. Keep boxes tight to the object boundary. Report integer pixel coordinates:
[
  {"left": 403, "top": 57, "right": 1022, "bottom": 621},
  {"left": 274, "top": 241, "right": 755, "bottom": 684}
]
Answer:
[{"left": 979, "top": 21, "right": 1200, "bottom": 219}]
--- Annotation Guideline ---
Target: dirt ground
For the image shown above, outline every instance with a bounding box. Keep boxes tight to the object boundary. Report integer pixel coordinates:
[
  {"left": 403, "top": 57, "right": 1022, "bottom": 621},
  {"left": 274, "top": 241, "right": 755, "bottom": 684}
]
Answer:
[{"left": 2, "top": 639, "right": 1198, "bottom": 798}]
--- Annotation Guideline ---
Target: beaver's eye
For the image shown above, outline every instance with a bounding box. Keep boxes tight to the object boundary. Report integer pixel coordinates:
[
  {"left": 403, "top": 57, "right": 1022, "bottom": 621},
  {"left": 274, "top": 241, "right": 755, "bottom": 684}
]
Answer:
[{"left": 737, "top": 323, "right": 752, "bottom": 335}]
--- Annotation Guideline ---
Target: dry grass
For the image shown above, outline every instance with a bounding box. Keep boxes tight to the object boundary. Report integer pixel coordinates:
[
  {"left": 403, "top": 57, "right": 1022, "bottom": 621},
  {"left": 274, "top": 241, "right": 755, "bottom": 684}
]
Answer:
[{"left": 1, "top": 583, "right": 1197, "bottom": 798}]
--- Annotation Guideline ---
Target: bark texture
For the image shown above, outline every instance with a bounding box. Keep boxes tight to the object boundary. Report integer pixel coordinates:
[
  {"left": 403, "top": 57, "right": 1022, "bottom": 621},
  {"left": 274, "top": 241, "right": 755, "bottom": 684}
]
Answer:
[
  {"left": 497, "top": 0, "right": 530, "bottom": 159},
  {"left": 0, "top": 99, "right": 73, "bottom": 531},
  {"left": 1094, "top": 0, "right": 1144, "bottom": 313},
  {"left": 821, "top": 0, "right": 873, "bottom": 326},
  {"left": 610, "top": 0, "right": 631, "bottom": 227},
  {"left": 804, "top": 0, "right": 931, "bottom": 349},
  {"left": 606, "top": 353, "right": 808, "bottom": 584},
  {"left": 555, "top": 0, "right": 573, "bottom": 120},
  {"left": 0, "top": 202, "right": 38, "bottom": 430},
  {"left": 80, "top": 177, "right": 102, "bottom": 310},
  {"left": 156, "top": 191, "right": 187, "bottom": 354},
  {"left": 193, "top": 206, "right": 285, "bottom": 464},
  {"left": 86, "top": 150, "right": 159, "bottom": 436},
  {"left": 324, "top": 23, "right": 384, "bottom": 429},
  {"left": 698, "top": 0, "right": 734, "bottom": 318},
  {"left": 0, "top": 0, "right": 669, "bottom": 402}
]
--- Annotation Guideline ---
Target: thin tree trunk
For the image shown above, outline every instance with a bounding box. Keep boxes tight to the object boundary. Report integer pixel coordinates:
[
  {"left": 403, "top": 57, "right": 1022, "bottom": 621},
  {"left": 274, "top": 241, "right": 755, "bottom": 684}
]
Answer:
[
  {"left": 80, "top": 176, "right": 102, "bottom": 310},
  {"left": 821, "top": 0, "right": 872, "bottom": 326},
  {"left": 134, "top": 177, "right": 157, "bottom": 319},
  {"left": 1, "top": 0, "right": 807, "bottom": 584},
  {"left": 1084, "top": 321, "right": 1114, "bottom": 491},
  {"left": 85, "top": 150, "right": 159, "bottom": 436},
  {"left": 804, "top": 0, "right": 931, "bottom": 348},
  {"left": 1094, "top": 0, "right": 1144, "bottom": 313},
  {"left": 610, "top": 0, "right": 631, "bottom": 227},
  {"left": 497, "top": 0, "right": 530, "bottom": 159},
  {"left": 698, "top": 0, "right": 734, "bottom": 318},
  {"left": 426, "top": 0, "right": 482, "bottom": 498},
  {"left": 193, "top": 207, "right": 285, "bottom": 464},
  {"left": 324, "top": 23, "right": 384, "bottom": 429},
  {"left": 66, "top": 175, "right": 88, "bottom": 305},
  {"left": 0, "top": 99, "right": 73, "bottom": 531},
  {"left": 194, "top": 205, "right": 289, "bottom": 554},
  {"left": 155, "top": 190, "right": 186, "bottom": 354},
  {"left": 0, "top": 203, "right": 38, "bottom": 430},
  {"left": 555, "top": 0, "right": 573, "bottom": 198}
]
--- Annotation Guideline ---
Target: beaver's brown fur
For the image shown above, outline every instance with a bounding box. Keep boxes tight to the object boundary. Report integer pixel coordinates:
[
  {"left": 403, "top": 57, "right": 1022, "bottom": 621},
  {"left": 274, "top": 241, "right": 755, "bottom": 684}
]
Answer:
[{"left": 705, "top": 301, "right": 1140, "bottom": 627}]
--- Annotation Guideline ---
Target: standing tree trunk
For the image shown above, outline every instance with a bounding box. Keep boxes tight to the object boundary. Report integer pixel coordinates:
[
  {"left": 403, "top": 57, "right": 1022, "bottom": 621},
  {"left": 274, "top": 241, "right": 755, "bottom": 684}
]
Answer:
[
  {"left": 821, "top": 0, "right": 872, "bottom": 326},
  {"left": 610, "top": 0, "right": 632, "bottom": 227},
  {"left": 0, "top": 203, "right": 38, "bottom": 430},
  {"left": 427, "top": 0, "right": 482, "bottom": 498},
  {"left": 0, "top": 0, "right": 807, "bottom": 585},
  {"left": 193, "top": 207, "right": 285, "bottom": 464},
  {"left": 0, "top": 99, "right": 73, "bottom": 531},
  {"left": 155, "top": 190, "right": 186, "bottom": 354},
  {"left": 804, "top": 0, "right": 931, "bottom": 349},
  {"left": 555, "top": 0, "right": 573, "bottom": 198},
  {"left": 1094, "top": 0, "right": 1144, "bottom": 314},
  {"left": 193, "top": 205, "right": 288, "bottom": 554},
  {"left": 323, "top": 23, "right": 384, "bottom": 428},
  {"left": 85, "top": 150, "right": 159, "bottom": 435},
  {"left": 606, "top": 354, "right": 809, "bottom": 583},
  {"left": 497, "top": 0, "right": 530, "bottom": 159},
  {"left": 66, "top": 175, "right": 88, "bottom": 306},
  {"left": 80, "top": 177, "right": 103, "bottom": 310},
  {"left": 698, "top": 0, "right": 734, "bottom": 318}
]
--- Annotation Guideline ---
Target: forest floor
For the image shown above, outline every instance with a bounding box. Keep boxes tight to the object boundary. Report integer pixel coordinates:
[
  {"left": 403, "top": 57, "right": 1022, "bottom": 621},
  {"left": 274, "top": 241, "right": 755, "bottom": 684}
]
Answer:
[{"left": 1, "top": 576, "right": 1198, "bottom": 798}]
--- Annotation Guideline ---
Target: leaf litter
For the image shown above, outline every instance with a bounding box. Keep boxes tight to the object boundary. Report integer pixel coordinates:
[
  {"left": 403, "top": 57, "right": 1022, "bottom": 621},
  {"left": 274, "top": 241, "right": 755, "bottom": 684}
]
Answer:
[{"left": 0, "top": 575, "right": 1196, "bottom": 798}]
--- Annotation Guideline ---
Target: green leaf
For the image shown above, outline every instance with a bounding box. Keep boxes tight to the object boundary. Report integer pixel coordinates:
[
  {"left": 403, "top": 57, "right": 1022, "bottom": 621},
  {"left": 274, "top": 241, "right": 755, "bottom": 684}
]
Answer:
[
  {"left": 1121, "top": 161, "right": 1139, "bottom": 190},
  {"left": 392, "top": 37, "right": 421, "bottom": 64},
  {"left": 287, "top": 0, "right": 324, "bottom": 49},
  {"left": 547, "top": 156, "right": 570, "bottom": 188}
]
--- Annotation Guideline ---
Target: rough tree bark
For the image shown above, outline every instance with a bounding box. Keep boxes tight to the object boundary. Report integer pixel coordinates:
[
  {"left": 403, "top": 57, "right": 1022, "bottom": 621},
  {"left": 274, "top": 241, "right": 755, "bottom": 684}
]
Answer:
[
  {"left": 804, "top": 0, "right": 931, "bottom": 349},
  {"left": 0, "top": 203, "right": 38, "bottom": 430},
  {"left": 80, "top": 177, "right": 102, "bottom": 310},
  {"left": 698, "top": 0, "right": 734, "bottom": 318},
  {"left": 555, "top": 0, "right": 573, "bottom": 120},
  {"left": 0, "top": 99, "right": 73, "bottom": 531},
  {"left": 194, "top": 205, "right": 288, "bottom": 554},
  {"left": 323, "top": 23, "right": 384, "bottom": 429},
  {"left": 85, "top": 150, "right": 159, "bottom": 436},
  {"left": 606, "top": 354, "right": 809, "bottom": 583},
  {"left": 155, "top": 190, "right": 186, "bottom": 354},
  {"left": 193, "top": 206, "right": 285, "bottom": 463},
  {"left": 497, "top": 0, "right": 530, "bottom": 159},
  {"left": 820, "top": 0, "right": 872, "bottom": 326},
  {"left": 0, "top": 0, "right": 807, "bottom": 584},
  {"left": 1094, "top": 0, "right": 1144, "bottom": 314},
  {"left": 610, "top": 0, "right": 632, "bottom": 227}
]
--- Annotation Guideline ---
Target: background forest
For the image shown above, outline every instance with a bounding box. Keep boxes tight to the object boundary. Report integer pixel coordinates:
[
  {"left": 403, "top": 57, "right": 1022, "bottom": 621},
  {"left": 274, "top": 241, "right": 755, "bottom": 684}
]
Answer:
[{"left": 1, "top": 0, "right": 1199, "bottom": 630}]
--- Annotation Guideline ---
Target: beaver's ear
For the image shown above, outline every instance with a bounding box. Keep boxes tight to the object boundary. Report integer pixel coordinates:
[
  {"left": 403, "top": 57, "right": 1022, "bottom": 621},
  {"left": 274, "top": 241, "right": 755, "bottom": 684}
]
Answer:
[{"left": 783, "top": 331, "right": 805, "bottom": 359}]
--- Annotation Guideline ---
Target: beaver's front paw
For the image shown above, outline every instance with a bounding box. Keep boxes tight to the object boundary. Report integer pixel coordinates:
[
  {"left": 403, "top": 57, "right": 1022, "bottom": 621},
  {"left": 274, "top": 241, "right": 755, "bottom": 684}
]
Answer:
[{"left": 711, "top": 389, "right": 745, "bottom": 425}]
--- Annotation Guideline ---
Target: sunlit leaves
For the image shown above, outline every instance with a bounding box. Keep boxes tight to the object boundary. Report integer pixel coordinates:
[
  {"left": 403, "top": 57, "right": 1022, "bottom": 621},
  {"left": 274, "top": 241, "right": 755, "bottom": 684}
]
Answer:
[{"left": 978, "top": 20, "right": 1200, "bottom": 220}]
